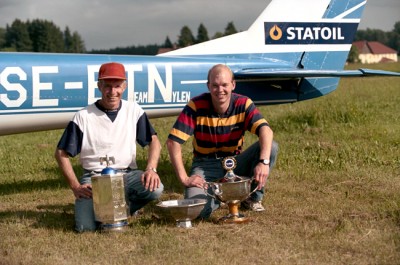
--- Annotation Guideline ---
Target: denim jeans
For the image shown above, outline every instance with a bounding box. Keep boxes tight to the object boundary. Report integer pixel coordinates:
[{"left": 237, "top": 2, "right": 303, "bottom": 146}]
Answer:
[
  {"left": 74, "top": 169, "right": 164, "bottom": 232},
  {"left": 185, "top": 141, "right": 278, "bottom": 219}
]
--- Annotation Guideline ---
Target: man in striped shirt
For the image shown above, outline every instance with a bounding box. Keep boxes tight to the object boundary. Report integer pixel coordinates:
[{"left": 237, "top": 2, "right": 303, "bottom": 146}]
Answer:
[{"left": 167, "top": 64, "right": 278, "bottom": 218}]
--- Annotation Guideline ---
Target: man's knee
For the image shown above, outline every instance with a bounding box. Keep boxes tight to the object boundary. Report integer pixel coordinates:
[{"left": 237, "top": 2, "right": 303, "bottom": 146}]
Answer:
[
  {"left": 149, "top": 183, "right": 164, "bottom": 200},
  {"left": 270, "top": 140, "right": 279, "bottom": 168},
  {"left": 272, "top": 140, "right": 279, "bottom": 154},
  {"left": 74, "top": 198, "right": 97, "bottom": 232},
  {"left": 185, "top": 186, "right": 207, "bottom": 200}
]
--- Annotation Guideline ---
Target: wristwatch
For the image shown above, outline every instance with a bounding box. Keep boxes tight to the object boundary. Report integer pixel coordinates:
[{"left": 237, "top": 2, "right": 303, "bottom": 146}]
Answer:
[
  {"left": 146, "top": 167, "right": 157, "bottom": 173},
  {"left": 259, "top": 159, "right": 270, "bottom": 165}
]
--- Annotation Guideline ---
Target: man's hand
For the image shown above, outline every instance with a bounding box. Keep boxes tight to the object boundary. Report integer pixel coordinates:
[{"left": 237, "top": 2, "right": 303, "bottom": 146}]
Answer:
[
  {"left": 141, "top": 169, "right": 161, "bottom": 192},
  {"left": 253, "top": 163, "right": 269, "bottom": 190},
  {"left": 183, "top": 175, "right": 205, "bottom": 188},
  {"left": 72, "top": 183, "right": 92, "bottom": 199}
]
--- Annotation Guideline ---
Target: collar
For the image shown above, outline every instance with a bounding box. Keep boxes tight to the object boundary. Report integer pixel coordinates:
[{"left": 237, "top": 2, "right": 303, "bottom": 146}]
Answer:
[
  {"left": 208, "top": 93, "right": 236, "bottom": 118},
  {"left": 95, "top": 100, "right": 122, "bottom": 113}
]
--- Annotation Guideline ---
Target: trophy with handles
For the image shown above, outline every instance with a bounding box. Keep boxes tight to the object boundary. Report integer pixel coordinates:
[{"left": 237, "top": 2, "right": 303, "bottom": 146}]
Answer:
[{"left": 204, "top": 157, "right": 256, "bottom": 223}]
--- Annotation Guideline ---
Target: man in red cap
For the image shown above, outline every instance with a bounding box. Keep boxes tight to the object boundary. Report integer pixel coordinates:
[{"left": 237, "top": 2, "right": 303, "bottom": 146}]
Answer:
[{"left": 55, "top": 62, "right": 163, "bottom": 232}]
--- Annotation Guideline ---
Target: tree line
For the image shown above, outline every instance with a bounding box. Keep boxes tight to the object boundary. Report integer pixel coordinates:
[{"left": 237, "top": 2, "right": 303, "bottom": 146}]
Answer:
[
  {"left": 89, "top": 22, "right": 239, "bottom": 55},
  {"left": 0, "top": 19, "right": 85, "bottom": 53},
  {"left": 0, "top": 18, "right": 399, "bottom": 57},
  {"left": 0, "top": 19, "right": 238, "bottom": 55}
]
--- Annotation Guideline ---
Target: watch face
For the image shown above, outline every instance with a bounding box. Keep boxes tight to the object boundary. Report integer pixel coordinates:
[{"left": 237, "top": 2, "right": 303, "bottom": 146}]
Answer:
[{"left": 260, "top": 159, "right": 270, "bottom": 165}]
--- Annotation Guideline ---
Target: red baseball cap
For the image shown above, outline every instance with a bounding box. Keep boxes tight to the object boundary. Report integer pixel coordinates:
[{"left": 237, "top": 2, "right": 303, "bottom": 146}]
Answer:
[{"left": 98, "top": 62, "right": 126, "bottom": 80}]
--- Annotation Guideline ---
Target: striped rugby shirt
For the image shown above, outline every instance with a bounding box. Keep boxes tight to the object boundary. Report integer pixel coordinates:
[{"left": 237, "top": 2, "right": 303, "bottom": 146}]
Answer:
[{"left": 168, "top": 92, "right": 269, "bottom": 156}]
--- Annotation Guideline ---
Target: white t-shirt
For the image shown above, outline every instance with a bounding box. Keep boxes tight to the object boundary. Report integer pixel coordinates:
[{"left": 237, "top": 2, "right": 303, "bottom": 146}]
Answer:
[{"left": 57, "top": 100, "right": 155, "bottom": 172}]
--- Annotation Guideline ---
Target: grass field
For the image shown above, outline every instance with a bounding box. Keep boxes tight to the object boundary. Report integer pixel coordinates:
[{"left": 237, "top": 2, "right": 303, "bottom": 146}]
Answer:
[{"left": 0, "top": 62, "right": 399, "bottom": 264}]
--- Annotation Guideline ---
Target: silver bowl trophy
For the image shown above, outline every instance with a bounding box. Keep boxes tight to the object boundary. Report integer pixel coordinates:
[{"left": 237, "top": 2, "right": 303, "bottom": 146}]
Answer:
[
  {"left": 156, "top": 199, "right": 207, "bottom": 228},
  {"left": 204, "top": 157, "right": 256, "bottom": 224},
  {"left": 91, "top": 155, "right": 129, "bottom": 232}
]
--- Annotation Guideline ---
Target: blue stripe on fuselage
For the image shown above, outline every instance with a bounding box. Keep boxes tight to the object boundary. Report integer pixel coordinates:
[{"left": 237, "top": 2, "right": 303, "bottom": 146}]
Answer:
[{"left": 0, "top": 50, "right": 349, "bottom": 115}]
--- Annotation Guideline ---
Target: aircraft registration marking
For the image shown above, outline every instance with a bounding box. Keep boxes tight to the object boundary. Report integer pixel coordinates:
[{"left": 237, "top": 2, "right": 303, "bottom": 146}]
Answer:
[
  {"left": 65, "top": 82, "right": 83, "bottom": 89},
  {"left": 0, "top": 63, "right": 196, "bottom": 114}
]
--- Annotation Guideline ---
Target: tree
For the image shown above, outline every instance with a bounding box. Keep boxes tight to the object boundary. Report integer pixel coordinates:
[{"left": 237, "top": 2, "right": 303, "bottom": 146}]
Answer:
[
  {"left": 0, "top": 27, "right": 6, "bottom": 49},
  {"left": 28, "top": 19, "right": 64, "bottom": 52},
  {"left": 387, "top": 21, "right": 400, "bottom": 55},
  {"left": 211, "top": 22, "right": 237, "bottom": 40},
  {"left": 163, "top": 36, "right": 173, "bottom": 48},
  {"left": 70, "top": 31, "right": 86, "bottom": 53},
  {"left": 64, "top": 27, "right": 73, "bottom": 52},
  {"left": 355, "top": 28, "right": 389, "bottom": 44},
  {"left": 5, "top": 19, "right": 32, "bottom": 51},
  {"left": 196, "top": 23, "right": 209, "bottom": 43},
  {"left": 1, "top": 19, "right": 85, "bottom": 53},
  {"left": 178, "top": 26, "right": 195, "bottom": 47},
  {"left": 224, "top": 22, "right": 237, "bottom": 36},
  {"left": 393, "top": 21, "right": 400, "bottom": 35},
  {"left": 347, "top": 45, "right": 359, "bottom": 63},
  {"left": 64, "top": 27, "right": 86, "bottom": 53},
  {"left": 212, "top": 32, "right": 224, "bottom": 39}
]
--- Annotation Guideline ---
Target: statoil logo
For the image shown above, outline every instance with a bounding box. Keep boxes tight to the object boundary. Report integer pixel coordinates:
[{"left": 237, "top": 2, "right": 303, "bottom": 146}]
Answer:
[
  {"left": 265, "top": 22, "right": 359, "bottom": 45},
  {"left": 269, "top": 25, "right": 283, "bottom": 41}
]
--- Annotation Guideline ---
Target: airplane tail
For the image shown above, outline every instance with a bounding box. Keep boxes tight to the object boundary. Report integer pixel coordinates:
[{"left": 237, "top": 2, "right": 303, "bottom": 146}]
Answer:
[
  {"left": 162, "top": 0, "right": 366, "bottom": 61},
  {"left": 161, "top": 0, "right": 395, "bottom": 101}
]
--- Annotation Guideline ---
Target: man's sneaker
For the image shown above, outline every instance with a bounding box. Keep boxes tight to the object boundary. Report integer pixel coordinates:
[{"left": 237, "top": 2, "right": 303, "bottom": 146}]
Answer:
[{"left": 241, "top": 198, "right": 265, "bottom": 212}]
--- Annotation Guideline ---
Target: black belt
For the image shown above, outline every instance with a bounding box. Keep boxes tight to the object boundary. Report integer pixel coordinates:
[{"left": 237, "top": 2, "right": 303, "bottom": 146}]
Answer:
[{"left": 194, "top": 152, "right": 237, "bottom": 159}]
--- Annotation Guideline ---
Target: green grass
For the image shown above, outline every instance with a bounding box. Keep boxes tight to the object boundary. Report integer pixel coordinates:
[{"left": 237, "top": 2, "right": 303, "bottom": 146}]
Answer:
[{"left": 1, "top": 62, "right": 399, "bottom": 264}]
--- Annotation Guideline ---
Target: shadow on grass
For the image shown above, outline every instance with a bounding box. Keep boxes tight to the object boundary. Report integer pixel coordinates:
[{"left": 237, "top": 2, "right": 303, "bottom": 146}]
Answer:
[
  {"left": 0, "top": 176, "right": 67, "bottom": 195},
  {"left": 0, "top": 165, "right": 82, "bottom": 196},
  {"left": 0, "top": 154, "right": 185, "bottom": 195},
  {"left": 0, "top": 203, "right": 75, "bottom": 231},
  {"left": 0, "top": 178, "right": 67, "bottom": 196}
]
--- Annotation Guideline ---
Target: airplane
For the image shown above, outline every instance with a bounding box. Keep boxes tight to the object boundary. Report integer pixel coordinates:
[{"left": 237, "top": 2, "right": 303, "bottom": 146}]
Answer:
[{"left": 0, "top": 0, "right": 399, "bottom": 136}]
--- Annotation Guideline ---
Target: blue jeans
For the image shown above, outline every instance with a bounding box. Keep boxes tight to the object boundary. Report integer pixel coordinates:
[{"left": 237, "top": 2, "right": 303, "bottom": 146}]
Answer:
[
  {"left": 75, "top": 169, "right": 164, "bottom": 232},
  {"left": 185, "top": 141, "right": 278, "bottom": 219}
]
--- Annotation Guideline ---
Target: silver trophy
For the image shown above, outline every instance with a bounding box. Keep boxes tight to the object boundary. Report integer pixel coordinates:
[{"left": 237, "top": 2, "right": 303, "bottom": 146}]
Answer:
[
  {"left": 91, "top": 155, "right": 129, "bottom": 232},
  {"left": 204, "top": 157, "right": 256, "bottom": 224},
  {"left": 155, "top": 199, "right": 207, "bottom": 228}
]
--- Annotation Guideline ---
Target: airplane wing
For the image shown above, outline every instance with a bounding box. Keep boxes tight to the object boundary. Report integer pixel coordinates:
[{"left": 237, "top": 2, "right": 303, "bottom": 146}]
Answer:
[{"left": 234, "top": 68, "right": 400, "bottom": 79}]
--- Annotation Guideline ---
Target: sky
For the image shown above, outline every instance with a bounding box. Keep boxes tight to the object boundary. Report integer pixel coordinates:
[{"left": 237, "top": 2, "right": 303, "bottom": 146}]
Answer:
[{"left": 0, "top": 0, "right": 398, "bottom": 51}]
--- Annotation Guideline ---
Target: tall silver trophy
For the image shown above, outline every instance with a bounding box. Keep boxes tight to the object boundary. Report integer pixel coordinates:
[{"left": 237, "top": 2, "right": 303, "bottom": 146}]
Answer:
[
  {"left": 91, "top": 155, "right": 129, "bottom": 232},
  {"left": 204, "top": 157, "right": 256, "bottom": 224}
]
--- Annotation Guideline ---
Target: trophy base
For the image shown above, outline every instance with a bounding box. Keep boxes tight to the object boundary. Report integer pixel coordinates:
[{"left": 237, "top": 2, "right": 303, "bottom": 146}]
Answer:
[
  {"left": 176, "top": 220, "right": 193, "bottom": 228},
  {"left": 218, "top": 213, "right": 251, "bottom": 224},
  {"left": 100, "top": 220, "right": 129, "bottom": 232},
  {"left": 216, "top": 201, "right": 251, "bottom": 224}
]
